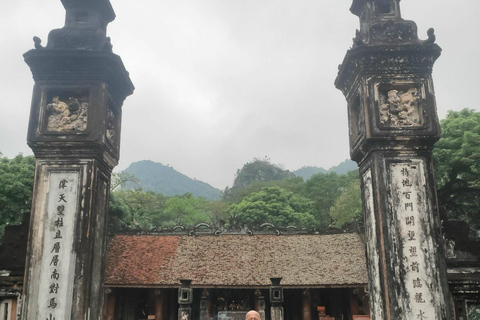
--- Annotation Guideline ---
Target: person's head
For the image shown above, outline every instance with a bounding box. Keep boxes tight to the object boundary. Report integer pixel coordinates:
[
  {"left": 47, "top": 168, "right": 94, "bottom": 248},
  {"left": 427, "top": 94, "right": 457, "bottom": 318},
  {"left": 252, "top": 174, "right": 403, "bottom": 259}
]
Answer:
[{"left": 245, "top": 310, "right": 260, "bottom": 320}]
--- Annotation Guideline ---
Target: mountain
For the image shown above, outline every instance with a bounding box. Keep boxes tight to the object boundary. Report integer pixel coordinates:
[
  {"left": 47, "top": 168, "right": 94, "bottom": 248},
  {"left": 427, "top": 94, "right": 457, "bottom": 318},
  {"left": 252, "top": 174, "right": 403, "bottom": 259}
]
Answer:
[
  {"left": 327, "top": 159, "right": 358, "bottom": 175},
  {"left": 122, "top": 160, "right": 222, "bottom": 200},
  {"left": 294, "top": 159, "right": 358, "bottom": 180},
  {"left": 293, "top": 166, "right": 327, "bottom": 180},
  {"left": 231, "top": 159, "right": 295, "bottom": 189}
]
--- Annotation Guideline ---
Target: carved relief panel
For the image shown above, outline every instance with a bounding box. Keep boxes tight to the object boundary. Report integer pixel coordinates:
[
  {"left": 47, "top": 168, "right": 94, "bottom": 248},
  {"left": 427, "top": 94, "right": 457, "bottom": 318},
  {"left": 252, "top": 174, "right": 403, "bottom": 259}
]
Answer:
[
  {"left": 374, "top": 82, "right": 425, "bottom": 129},
  {"left": 44, "top": 90, "right": 89, "bottom": 133}
]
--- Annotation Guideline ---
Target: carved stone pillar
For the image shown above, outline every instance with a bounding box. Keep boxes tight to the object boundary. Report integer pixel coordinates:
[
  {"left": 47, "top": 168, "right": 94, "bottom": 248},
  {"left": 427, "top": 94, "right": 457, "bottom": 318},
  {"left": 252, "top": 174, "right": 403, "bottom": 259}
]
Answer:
[
  {"left": 270, "top": 278, "right": 284, "bottom": 320},
  {"left": 178, "top": 280, "right": 193, "bottom": 320},
  {"left": 335, "top": 1, "right": 451, "bottom": 319},
  {"left": 302, "top": 289, "right": 311, "bottom": 320},
  {"left": 20, "top": 1, "right": 134, "bottom": 320}
]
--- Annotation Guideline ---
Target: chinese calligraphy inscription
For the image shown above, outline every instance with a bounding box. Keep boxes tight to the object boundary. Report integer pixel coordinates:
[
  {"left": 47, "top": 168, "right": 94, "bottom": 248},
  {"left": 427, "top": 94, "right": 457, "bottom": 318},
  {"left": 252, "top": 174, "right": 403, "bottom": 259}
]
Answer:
[
  {"left": 38, "top": 172, "right": 79, "bottom": 320},
  {"left": 390, "top": 161, "right": 436, "bottom": 319}
]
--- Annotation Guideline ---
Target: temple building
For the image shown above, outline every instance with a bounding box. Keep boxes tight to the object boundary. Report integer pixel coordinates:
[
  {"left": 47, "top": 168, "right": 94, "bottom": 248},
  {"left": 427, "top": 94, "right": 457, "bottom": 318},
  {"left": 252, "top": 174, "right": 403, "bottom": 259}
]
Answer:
[
  {"left": 1, "top": 218, "right": 479, "bottom": 320},
  {"left": 104, "top": 231, "right": 370, "bottom": 320}
]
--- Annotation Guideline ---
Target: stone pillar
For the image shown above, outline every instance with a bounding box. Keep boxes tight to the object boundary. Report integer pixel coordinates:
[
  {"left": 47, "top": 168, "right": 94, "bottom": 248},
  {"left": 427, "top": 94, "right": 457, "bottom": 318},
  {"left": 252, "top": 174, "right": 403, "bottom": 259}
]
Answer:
[
  {"left": 255, "top": 290, "right": 266, "bottom": 320},
  {"left": 302, "top": 289, "right": 311, "bottom": 320},
  {"left": 155, "top": 289, "right": 164, "bottom": 320},
  {"left": 178, "top": 280, "right": 193, "bottom": 320},
  {"left": 199, "top": 289, "right": 209, "bottom": 320},
  {"left": 20, "top": 1, "right": 134, "bottom": 320},
  {"left": 270, "top": 278, "right": 284, "bottom": 320},
  {"left": 335, "top": 1, "right": 451, "bottom": 319}
]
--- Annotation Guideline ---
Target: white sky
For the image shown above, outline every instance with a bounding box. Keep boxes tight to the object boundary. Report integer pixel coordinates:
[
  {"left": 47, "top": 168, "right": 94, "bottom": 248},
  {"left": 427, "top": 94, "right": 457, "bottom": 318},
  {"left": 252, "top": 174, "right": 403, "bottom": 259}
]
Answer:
[{"left": 1, "top": 0, "right": 479, "bottom": 189}]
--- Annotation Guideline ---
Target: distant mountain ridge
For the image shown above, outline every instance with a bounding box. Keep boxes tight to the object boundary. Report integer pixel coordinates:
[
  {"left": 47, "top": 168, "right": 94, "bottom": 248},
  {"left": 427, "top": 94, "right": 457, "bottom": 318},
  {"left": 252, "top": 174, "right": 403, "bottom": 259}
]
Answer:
[
  {"left": 121, "top": 159, "right": 357, "bottom": 200},
  {"left": 294, "top": 159, "right": 358, "bottom": 180},
  {"left": 122, "top": 160, "right": 223, "bottom": 200}
]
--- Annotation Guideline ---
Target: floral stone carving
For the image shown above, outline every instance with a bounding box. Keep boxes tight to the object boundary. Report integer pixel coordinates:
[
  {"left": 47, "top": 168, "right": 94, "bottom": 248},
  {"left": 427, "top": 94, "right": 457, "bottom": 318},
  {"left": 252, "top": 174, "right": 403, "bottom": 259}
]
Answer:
[
  {"left": 46, "top": 96, "right": 88, "bottom": 132},
  {"left": 379, "top": 88, "right": 422, "bottom": 127}
]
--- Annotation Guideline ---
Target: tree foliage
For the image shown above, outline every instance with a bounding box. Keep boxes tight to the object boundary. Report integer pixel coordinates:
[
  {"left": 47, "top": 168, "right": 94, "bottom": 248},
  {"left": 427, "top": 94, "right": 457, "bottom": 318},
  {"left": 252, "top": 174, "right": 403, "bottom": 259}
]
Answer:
[
  {"left": 303, "top": 171, "right": 359, "bottom": 228},
  {"left": 227, "top": 186, "right": 315, "bottom": 228},
  {"left": 111, "top": 172, "right": 140, "bottom": 191},
  {"left": 433, "top": 108, "right": 480, "bottom": 234},
  {"left": 330, "top": 180, "right": 362, "bottom": 227},
  {"left": 0, "top": 154, "right": 35, "bottom": 240}
]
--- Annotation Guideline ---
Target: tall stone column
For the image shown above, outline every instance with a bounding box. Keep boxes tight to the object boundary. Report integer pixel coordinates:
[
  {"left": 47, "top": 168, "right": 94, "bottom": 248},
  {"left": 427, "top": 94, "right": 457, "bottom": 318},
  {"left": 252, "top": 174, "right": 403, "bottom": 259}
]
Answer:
[
  {"left": 21, "top": 1, "right": 134, "bottom": 320},
  {"left": 335, "top": 1, "right": 451, "bottom": 319}
]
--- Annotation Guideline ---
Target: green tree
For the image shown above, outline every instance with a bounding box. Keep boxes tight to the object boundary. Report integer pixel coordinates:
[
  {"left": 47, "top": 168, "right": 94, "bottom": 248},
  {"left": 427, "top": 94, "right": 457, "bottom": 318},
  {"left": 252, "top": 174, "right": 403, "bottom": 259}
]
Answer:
[
  {"left": 111, "top": 172, "right": 140, "bottom": 191},
  {"left": 0, "top": 154, "right": 35, "bottom": 240},
  {"left": 227, "top": 186, "right": 315, "bottom": 228},
  {"left": 433, "top": 108, "right": 480, "bottom": 234},
  {"left": 303, "top": 171, "right": 359, "bottom": 228},
  {"left": 224, "top": 177, "right": 305, "bottom": 204},
  {"left": 330, "top": 180, "right": 362, "bottom": 228},
  {"left": 110, "top": 190, "right": 166, "bottom": 229},
  {"left": 159, "top": 193, "right": 212, "bottom": 227}
]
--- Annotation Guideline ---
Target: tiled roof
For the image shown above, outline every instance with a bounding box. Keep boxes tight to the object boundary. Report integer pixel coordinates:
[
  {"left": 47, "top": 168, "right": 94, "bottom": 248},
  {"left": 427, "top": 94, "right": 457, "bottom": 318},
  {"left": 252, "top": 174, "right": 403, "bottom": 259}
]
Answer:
[{"left": 105, "top": 233, "right": 368, "bottom": 288}]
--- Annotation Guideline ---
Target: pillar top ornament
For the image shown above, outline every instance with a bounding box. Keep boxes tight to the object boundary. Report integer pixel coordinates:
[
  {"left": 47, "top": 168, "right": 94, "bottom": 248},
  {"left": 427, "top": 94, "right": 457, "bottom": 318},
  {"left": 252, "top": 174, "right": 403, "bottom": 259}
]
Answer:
[
  {"left": 349, "top": 0, "right": 436, "bottom": 48},
  {"left": 32, "top": 0, "right": 116, "bottom": 51}
]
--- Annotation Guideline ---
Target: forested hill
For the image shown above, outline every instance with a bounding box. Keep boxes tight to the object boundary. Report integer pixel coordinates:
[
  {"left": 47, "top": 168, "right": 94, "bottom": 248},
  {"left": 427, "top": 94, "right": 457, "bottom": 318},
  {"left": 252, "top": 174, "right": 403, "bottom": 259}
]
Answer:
[
  {"left": 294, "top": 159, "right": 358, "bottom": 180},
  {"left": 122, "top": 160, "right": 223, "bottom": 200}
]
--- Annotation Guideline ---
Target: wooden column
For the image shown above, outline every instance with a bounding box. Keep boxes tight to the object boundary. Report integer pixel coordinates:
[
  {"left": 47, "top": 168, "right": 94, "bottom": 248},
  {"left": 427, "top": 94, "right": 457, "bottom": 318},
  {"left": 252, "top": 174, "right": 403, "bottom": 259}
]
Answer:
[
  {"left": 349, "top": 289, "right": 361, "bottom": 317},
  {"left": 302, "top": 289, "right": 312, "bottom": 320},
  {"left": 105, "top": 288, "right": 116, "bottom": 320},
  {"left": 155, "top": 289, "right": 164, "bottom": 320}
]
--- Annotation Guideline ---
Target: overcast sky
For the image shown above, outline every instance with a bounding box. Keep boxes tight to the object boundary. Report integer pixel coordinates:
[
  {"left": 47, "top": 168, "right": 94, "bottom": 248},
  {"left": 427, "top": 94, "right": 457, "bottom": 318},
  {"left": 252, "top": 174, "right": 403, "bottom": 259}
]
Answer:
[{"left": 1, "top": 0, "right": 479, "bottom": 189}]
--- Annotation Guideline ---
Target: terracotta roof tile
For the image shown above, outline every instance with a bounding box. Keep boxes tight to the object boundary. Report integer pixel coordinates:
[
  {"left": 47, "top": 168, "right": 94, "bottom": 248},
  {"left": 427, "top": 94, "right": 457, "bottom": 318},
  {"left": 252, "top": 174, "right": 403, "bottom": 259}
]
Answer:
[{"left": 105, "top": 233, "right": 368, "bottom": 288}]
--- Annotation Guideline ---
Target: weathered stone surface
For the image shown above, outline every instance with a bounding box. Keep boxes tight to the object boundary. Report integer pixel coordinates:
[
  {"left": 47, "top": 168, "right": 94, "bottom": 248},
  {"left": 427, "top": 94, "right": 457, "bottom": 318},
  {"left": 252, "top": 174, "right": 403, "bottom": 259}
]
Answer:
[
  {"left": 21, "top": 1, "right": 133, "bottom": 319},
  {"left": 335, "top": 0, "right": 451, "bottom": 319}
]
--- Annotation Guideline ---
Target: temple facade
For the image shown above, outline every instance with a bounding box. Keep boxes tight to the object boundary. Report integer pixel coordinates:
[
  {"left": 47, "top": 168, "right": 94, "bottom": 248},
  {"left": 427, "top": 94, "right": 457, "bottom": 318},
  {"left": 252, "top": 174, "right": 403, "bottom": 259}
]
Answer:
[
  {"left": 103, "top": 231, "right": 370, "bottom": 320},
  {"left": 1, "top": 220, "right": 479, "bottom": 320}
]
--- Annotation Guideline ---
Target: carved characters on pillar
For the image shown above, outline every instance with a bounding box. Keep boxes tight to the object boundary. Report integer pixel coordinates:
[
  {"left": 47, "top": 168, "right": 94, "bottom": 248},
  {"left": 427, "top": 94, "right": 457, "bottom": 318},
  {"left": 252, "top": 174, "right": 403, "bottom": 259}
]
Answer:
[
  {"left": 46, "top": 94, "right": 88, "bottom": 132},
  {"left": 390, "top": 161, "right": 441, "bottom": 319},
  {"left": 378, "top": 87, "right": 423, "bottom": 127},
  {"left": 38, "top": 171, "right": 80, "bottom": 320}
]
